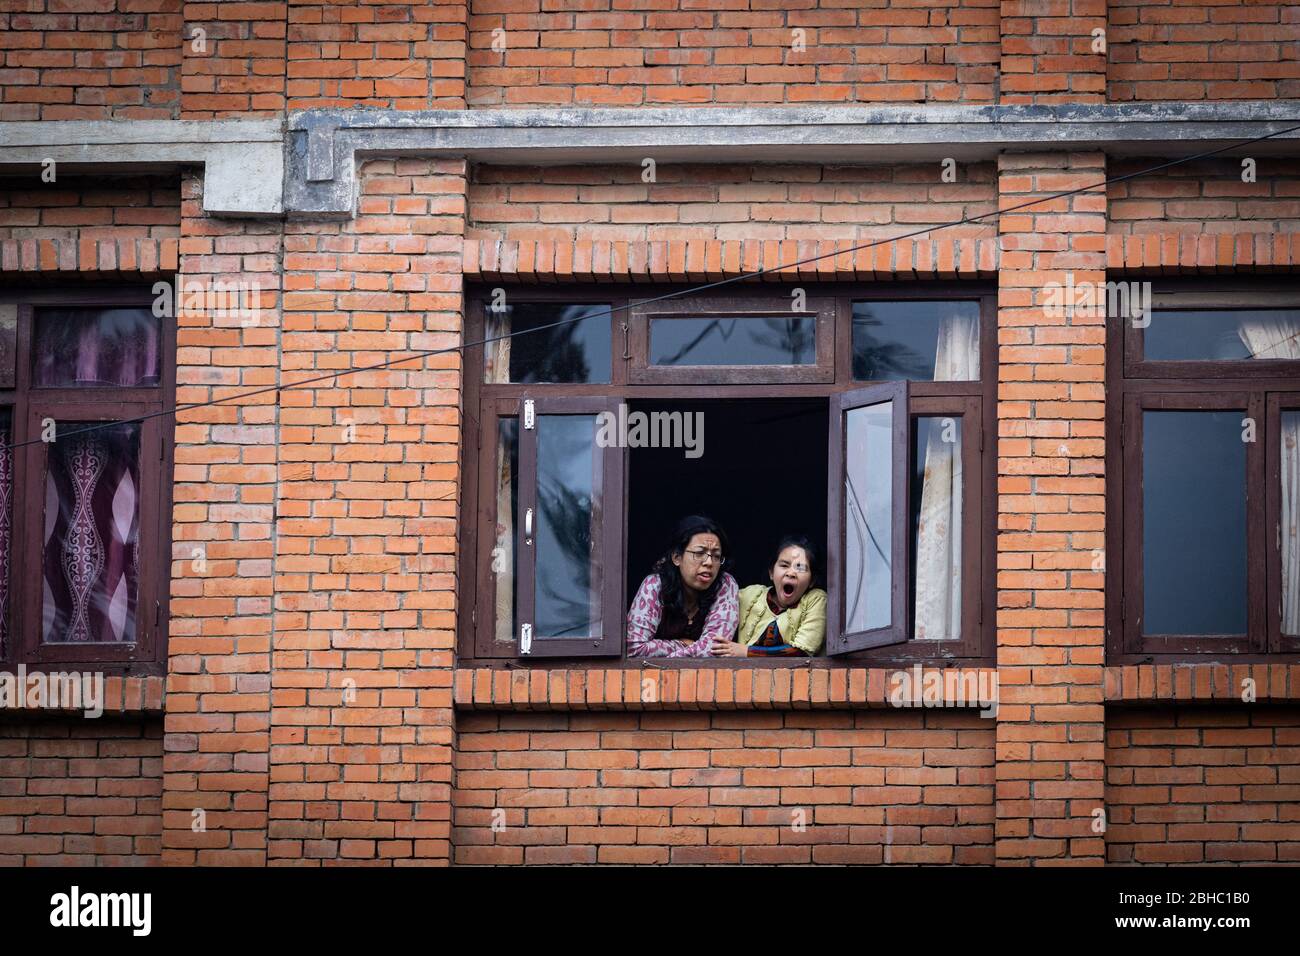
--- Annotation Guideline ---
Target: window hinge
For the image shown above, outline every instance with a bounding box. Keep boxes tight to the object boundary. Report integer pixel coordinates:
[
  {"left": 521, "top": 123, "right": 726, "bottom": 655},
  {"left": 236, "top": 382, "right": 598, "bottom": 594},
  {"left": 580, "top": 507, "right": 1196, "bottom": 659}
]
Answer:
[
  {"left": 155, "top": 601, "right": 161, "bottom": 629},
  {"left": 520, "top": 623, "right": 532, "bottom": 655},
  {"left": 523, "top": 399, "right": 535, "bottom": 430}
]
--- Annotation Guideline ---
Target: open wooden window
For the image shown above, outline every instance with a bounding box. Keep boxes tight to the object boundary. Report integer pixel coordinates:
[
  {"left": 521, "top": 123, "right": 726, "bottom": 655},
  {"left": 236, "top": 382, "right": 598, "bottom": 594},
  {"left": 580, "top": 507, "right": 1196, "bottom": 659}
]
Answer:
[
  {"left": 461, "top": 285, "right": 996, "bottom": 665},
  {"left": 827, "top": 382, "right": 909, "bottom": 653},
  {"left": 514, "top": 396, "right": 625, "bottom": 657}
]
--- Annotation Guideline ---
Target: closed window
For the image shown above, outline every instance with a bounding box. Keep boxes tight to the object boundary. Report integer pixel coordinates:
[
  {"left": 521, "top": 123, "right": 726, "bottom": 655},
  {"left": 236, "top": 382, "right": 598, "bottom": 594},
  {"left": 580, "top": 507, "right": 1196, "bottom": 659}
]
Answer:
[
  {"left": 1110, "top": 281, "right": 1300, "bottom": 658},
  {"left": 0, "top": 293, "right": 174, "bottom": 672}
]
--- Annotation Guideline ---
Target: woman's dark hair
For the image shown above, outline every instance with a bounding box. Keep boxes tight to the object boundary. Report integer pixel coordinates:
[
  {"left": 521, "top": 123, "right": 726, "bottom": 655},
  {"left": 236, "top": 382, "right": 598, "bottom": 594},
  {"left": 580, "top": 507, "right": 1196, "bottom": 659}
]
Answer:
[
  {"left": 653, "top": 515, "right": 732, "bottom": 623},
  {"left": 769, "top": 534, "right": 821, "bottom": 588}
]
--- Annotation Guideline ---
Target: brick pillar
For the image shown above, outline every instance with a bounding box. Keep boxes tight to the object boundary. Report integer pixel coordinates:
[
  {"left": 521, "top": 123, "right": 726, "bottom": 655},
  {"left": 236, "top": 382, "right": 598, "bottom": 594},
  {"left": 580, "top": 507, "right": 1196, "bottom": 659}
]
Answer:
[
  {"left": 269, "top": 158, "right": 466, "bottom": 865},
  {"left": 999, "top": 0, "right": 1107, "bottom": 105},
  {"left": 162, "top": 173, "right": 282, "bottom": 865},
  {"left": 995, "top": 152, "right": 1107, "bottom": 864}
]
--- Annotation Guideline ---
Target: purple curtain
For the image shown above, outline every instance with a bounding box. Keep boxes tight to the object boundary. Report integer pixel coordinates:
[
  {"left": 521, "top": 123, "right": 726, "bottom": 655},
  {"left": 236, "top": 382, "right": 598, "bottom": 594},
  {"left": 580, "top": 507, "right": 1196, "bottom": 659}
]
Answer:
[
  {"left": 33, "top": 308, "right": 160, "bottom": 388},
  {"left": 0, "top": 418, "right": 11, "bottom": 656},
  {"left": 42, "top": 423, "right": 141, "bottom": 644}
]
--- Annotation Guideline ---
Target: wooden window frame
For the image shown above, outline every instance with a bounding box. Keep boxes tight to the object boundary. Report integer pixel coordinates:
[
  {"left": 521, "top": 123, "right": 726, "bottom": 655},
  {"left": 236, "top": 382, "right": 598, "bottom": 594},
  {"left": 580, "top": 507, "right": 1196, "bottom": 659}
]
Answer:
[
  {"left": 459, "top": 283, "right": 997, "bottom": 667},
  {"left": 628, "top": 293, "right": 835, "bottom": 385},
  {"left": 1107, "top": 277, "right": 1300, "bottom": 663},
  {"left": 0, "top": 287, "right": 175, "bottom": 675}
]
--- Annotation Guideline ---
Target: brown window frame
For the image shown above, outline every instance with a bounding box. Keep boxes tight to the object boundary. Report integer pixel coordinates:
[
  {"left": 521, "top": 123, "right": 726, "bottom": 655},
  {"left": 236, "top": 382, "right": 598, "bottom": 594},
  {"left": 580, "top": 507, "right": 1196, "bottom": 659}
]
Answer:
[
  {"left": 0, "top": 287, "right": 176, "bottom": 675},
  {"left": 628, "top": 293, "right": 835, "bottom": 385},
  {"left": 1107, "top": 277, "right": 1300, "bottom": 662},
  {"left": 459, "top": 283, "right": 996, "bottom": 667}
]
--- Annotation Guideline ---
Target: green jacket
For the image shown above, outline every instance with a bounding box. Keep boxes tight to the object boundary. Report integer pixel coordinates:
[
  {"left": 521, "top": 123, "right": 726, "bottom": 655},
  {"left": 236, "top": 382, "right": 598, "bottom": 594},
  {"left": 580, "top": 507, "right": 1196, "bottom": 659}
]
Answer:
[{"left": 736, "top": 585, "right": 828, "bottom": 656}]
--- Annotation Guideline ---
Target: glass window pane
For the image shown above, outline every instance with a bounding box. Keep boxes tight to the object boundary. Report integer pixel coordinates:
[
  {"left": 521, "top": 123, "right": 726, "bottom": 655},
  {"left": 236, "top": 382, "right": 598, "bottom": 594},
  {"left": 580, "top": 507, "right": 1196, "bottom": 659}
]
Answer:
[
  {"left": 535, "top": 414, "right": 602, "bottom": 640},
  {"left": 484, "top": 303, "right": 611, "bottom": 384},
  {"left": 33, "top": 308, "right": 161, "bottom": 388},
  {"left": 844, "top": 400, "right": 893, "bottom": 634},
  {"left": 492, "top": 418, "right": 518, "bottom": 644},
  {"left": 912, "top": 416, "right": 962, "bottom": 640},
  {"left": 649, "top": 316, "right": 815, "bottom": 366},
  {"left": 1142, "top": 410, "right": 1246, "bottom": 635},
  {"left": 0, "top": 409, "right": 11, "bottom": 655},
  {"left": 852, "top": 300, "right": 980, "bottom": 381},
  {"left": 1143, "top": 309, "right": 1300, "bottom": 362},
  {"left": 42, "top": 422, "right": 142, "bottom": 644},
  {"left": 1283, "top": 411, "right": 1300, "bottom": 637}
]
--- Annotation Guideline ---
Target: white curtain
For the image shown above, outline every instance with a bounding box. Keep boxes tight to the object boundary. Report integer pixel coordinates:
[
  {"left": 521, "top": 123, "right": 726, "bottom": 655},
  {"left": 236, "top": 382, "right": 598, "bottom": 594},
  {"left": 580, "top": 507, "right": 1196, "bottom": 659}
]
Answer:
[
  {"left": 1239, "top": 314, "right": 1300, "bottom": 635},
  {"left": 913, "top": 311, "right": 979, "bottom": 639}
]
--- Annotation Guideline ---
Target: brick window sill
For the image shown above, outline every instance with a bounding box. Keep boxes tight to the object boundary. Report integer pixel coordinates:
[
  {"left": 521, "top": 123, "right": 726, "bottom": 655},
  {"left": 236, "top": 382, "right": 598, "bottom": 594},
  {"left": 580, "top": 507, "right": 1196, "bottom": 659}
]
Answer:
[
  {"left": 0, "top": 674, "right": 165, "bottom": 718},
  {"left": 1104, "top": 664, "right": 1300, "bottom": 705},
  {"left": 453, "top": 666, "right": 998, "bottom": 712}
]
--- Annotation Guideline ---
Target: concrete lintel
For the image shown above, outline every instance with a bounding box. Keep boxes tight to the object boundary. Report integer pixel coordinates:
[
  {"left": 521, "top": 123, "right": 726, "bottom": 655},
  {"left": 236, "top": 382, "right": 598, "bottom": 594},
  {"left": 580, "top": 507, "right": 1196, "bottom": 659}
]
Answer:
[
  {"left": 284, "top": 101, "right": 1300, "bottom": 217},
  {"left": 0, "top": 120, "right": 285, "bottom": 218}
]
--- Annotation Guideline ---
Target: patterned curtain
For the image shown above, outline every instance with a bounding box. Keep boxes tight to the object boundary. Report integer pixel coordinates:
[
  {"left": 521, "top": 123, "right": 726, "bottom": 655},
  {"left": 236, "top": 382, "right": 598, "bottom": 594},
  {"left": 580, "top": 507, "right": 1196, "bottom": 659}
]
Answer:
[
  {"left": 33, "top": 308, "right": 160, "bottom": 388},
  {"left": 0, "top": 418, "right": 11, "bottom": 656},
  {"left": 42, "top": 423, "right": 141, "bottom": 644}
]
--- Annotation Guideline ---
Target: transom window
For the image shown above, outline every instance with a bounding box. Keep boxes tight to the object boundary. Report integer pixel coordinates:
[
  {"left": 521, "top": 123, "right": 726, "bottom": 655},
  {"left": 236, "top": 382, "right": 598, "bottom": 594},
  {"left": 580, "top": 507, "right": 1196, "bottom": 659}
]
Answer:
[
  {"left": 1109, "top": 280, "right": 1300, "bottom": 658},
  {"left": 460, "top": 286, "right": 995, "bottom": 664}
]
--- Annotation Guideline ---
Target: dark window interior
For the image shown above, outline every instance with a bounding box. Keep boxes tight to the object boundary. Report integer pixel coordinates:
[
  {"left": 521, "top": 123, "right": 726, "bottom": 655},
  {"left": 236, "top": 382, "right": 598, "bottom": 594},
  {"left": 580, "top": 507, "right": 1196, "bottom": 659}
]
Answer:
[
  {"left": 1142, "top": 409, "right": 1247, "bottom": 635},
  {"left": 625, "top": 398, "right": 828, "bottom": 602}
]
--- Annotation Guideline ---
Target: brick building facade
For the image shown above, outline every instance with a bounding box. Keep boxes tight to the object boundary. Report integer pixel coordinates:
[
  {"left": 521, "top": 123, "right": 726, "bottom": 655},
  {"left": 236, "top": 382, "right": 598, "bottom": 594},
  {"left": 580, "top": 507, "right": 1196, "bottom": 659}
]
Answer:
[{"left": 1, "top": 0, "right": 1298, "bottom": 866}]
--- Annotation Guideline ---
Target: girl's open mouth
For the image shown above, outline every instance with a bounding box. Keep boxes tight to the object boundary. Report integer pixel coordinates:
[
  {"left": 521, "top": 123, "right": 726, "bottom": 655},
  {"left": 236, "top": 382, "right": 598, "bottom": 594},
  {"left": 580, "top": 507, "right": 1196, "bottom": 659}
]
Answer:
[{"left": 782, "top": 583, "right": 796, "bottom": 597}]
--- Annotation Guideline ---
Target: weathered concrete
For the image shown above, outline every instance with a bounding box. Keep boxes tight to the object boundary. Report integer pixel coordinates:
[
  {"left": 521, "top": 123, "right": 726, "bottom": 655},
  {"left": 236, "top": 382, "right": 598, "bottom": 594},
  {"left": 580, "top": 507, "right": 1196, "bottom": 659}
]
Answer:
[
  {"left": 2, "top": 104, "right": 1297, "bottom": 219},
  {"left": 0, "top": 120, "right": 284, "bottom": 217},
  {"left": 285, "top": 102, "right": 1300, "bottom": 217}
]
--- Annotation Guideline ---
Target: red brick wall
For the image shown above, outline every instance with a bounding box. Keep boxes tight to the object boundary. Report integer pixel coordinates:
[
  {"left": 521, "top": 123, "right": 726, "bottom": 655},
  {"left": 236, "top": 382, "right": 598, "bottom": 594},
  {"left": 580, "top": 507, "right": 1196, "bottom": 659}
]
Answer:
[
  {"left": 0, "top": 174, "right": 180, "bottom": 243},
  {"left": 161, "top": 171, "right": 281, "bottom": 865},
  {"left": 467, "top": 162, "right": 998, "bottom": 243},
  {"left": 467, "top": 0, "right": 999, "bottom": 107},
  {"left": 0, "top": 0, "right": 182, "bottom": 121},
  {"left": 0, "top": 717, "right": 163, "bottom": 866},
  {"left": 454, "top": 709, "right": 995, "bottom": 865},
  {"left": 180, "top": 1, "right": 287, "bottom": 117},
  {"left": 1107, "top": 159, "right": 1300, "bottom": 235},
  {"left": 1106, "top": 706, "right": 1300, "bottom": 863},
  {"left": 1108, "top": 0, "right": 1300, "bottom": 102},
  {"left": 267, "top": 158, "right": 466, "bottom": 865},
  {"left": 996, "top": 152, "right": 1108, "bottom": 863}
]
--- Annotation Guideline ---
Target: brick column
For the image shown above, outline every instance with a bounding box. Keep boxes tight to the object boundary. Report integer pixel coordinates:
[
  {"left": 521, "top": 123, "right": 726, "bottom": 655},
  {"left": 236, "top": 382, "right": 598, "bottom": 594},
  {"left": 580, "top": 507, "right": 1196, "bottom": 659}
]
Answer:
[
  {"left": 995, "top": 151, "right": 1107, "bottom": 864},
  {"left": 162, "top": 173, "right": 282, "bottom": 865},
  {"left": 269, "top": 158, "right": 466, "bottom": 865}
]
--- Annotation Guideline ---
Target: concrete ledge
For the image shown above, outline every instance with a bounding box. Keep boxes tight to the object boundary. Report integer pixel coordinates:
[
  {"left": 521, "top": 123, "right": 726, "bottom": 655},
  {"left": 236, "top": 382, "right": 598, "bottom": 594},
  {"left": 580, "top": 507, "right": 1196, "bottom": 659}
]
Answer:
[
  {"left": 0, "top": 120, "right": 284, "bottom": 218},
  {"left": 463, "top": 236, "right": 999, "bottom": 283},
  {"left": 288, "top": 101, "right": 1300, "bottom": 217},
  {"left": 453, "top": 666, "right": 999, "bottom": 712}
]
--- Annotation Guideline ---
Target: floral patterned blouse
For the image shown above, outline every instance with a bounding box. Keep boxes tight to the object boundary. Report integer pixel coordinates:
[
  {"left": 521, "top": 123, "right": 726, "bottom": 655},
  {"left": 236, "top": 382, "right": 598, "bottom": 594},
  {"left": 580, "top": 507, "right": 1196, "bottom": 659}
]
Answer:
[{"left": 625, "top": 572, "right": 740, "bottom": 658}]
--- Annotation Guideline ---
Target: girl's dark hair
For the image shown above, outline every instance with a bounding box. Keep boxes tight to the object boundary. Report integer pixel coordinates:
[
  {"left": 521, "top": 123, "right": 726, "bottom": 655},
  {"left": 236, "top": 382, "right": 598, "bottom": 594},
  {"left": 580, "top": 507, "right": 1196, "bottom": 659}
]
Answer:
[
  {"left": 653, "top": 515, "right": 732, "bottom": 622},
  {"left": 770, "top": 534, "right": 821, "bottom": 588}
]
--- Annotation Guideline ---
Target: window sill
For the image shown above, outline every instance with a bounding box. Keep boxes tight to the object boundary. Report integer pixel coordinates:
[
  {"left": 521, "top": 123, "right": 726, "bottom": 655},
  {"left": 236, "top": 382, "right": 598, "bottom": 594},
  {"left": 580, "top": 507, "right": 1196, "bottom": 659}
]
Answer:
[
  {"left": 0, "top": 673, "right": 164, "bottom": 718},
  {"left": 454, "top": 665, "right": 997, "bottom": 712},
  {"left": 1104, "top": 663, "right": 1300, "bottom": 704}
]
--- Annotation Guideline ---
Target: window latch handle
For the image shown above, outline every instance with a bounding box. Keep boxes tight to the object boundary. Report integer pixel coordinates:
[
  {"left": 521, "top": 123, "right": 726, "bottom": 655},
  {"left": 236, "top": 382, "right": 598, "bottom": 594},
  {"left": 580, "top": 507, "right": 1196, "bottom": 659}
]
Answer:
[
  {"left": 621, "top": 320, "right": 631, "bottom": 360},
  {"left": 520, "top": 623, "right": 532, "bottom": 655},
  {"left": 524, "top": 507, "right": 533, "bottom": 544}
]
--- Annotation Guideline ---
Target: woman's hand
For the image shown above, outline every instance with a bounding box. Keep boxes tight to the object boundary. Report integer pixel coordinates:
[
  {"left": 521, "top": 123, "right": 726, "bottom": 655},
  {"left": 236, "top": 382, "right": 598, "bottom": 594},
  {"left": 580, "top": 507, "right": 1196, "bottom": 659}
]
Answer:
[{"left": 709, "top": 638, "right": 748, "bottom": 658}]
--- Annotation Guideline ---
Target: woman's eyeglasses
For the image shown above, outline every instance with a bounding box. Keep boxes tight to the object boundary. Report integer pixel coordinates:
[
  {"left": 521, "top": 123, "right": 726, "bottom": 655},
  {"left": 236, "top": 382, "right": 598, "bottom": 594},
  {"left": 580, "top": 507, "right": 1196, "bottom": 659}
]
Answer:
[{"left": 683, "top": 548, "right": 723, "bottom": 565}]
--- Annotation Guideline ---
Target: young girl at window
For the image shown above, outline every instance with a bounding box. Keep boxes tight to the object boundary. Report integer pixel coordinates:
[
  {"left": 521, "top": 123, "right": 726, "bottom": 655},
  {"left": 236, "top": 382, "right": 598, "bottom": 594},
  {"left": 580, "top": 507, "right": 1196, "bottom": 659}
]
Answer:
[
  {"left": 626, "top": 516, "right": 740, "bottom": 658},
  {"left": 712, "top": 536, "right": 827, "bottom": 658}
]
